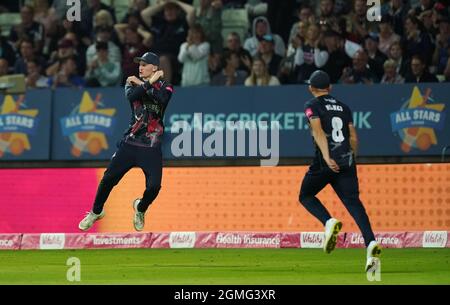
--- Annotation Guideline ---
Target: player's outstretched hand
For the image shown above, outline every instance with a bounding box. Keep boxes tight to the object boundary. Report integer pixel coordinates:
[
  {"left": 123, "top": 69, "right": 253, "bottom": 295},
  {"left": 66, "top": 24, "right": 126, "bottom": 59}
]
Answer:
[{"left": 325, "top": 158, "right": 340, "bottom": 173}]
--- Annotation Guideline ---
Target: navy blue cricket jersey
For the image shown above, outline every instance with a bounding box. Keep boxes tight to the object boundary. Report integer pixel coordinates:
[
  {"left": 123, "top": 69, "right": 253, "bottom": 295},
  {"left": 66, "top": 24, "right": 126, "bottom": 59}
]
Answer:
[{"left": 304, "top": 94, "right": 354, "bottom": 170}]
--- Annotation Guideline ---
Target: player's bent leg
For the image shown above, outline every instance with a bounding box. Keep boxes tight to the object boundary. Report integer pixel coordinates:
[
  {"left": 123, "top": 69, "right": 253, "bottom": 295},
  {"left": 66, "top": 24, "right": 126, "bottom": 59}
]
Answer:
[
  {"left": 78, "top": 210, "right": 105, "bottom": 231},
  {"left": 323, "top": 218, "right": 342, "bottom": 254},
  {"left": 132, "top": 185, "right": 161, "bottom": 231},
  {"left": 298, "top": 169, "right": 333, "bottom": 225}
]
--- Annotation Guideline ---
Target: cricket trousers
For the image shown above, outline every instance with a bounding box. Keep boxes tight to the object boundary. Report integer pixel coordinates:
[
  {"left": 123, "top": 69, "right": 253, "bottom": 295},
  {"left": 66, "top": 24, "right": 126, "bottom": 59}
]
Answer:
[
  {"left": 299, "top": 164, "right": 376, "bottom": 247},
  {"left": 92, "top": 141, "right": 162, "bottom": 215}
]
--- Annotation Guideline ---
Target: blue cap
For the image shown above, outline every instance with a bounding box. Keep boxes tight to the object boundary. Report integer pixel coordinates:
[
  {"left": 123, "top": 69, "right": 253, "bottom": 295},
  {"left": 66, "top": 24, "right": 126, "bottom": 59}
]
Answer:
[
  {"left": 306, "top": 70, "right": 330, "bottom": 89},
  {"left": 134, "top": 52, "right": 160, "bottom": 66},
  {"left": 261, "top": 34, "right": 274, "bottom": 43}
]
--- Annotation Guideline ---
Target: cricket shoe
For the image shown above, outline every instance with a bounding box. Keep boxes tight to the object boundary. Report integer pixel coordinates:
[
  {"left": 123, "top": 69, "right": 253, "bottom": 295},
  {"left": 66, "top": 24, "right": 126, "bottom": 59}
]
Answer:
[
  {"left": 365, "top": 240, "right": 382, "bottom": 272},
  {"left": 323, "top": 218, "right": 343, "bottom": 253},
  {"left": 78, "top": 210, "right": 105, "bottom": 231},
  {"left": 133, "top": 198, "right": 145, "bottom": 231}
]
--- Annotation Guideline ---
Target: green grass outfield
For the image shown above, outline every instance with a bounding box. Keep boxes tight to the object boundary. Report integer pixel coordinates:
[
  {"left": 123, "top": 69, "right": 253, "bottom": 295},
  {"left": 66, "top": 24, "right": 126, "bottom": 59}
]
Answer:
[{"left": 0, "top": 248, "right": 449, "bottom": 284}]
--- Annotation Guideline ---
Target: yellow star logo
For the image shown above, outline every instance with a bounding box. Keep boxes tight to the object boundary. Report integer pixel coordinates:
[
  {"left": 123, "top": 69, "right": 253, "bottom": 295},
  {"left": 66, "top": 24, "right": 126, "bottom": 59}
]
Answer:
[
  {"left": 0, "top": 95, "right": 38, "bottom": 157},
  {"left": 401, "top": 86, "right": 445, "bottom": 152},
  {"left": 71, "top": 91, "right": 116, "bottom": 156}
]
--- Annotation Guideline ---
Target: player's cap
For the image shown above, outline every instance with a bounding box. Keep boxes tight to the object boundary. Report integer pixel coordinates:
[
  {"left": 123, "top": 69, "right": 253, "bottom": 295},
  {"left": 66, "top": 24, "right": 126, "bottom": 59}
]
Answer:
[
  {"left": 306, "top": 70, "right": 330, "bottom": 89},
  {"left": 133, "top": 52, "right": 160, "bottom": 66}
]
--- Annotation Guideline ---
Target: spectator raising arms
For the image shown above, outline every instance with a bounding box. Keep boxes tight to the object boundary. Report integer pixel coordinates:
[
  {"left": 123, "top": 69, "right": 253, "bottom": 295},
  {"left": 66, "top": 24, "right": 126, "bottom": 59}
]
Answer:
[
  {"left": 294, "top": 23, "right": 329, "bottom": 83},
  {"left": 245, "top": 57, "right": 280, "bottom": 86},
  {"left": 141, "top": 1, "right": 190, "bottom": 84},
  {"left": 177, "top": 24, "right": 210, "bottom": 87}
]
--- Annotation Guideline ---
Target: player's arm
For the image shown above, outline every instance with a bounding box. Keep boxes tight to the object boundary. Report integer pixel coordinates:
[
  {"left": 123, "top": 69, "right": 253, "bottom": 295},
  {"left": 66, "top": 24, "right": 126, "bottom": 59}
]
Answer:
[
  {"left": 125, "top": 76, "right": 145, "bottom": 101},
  {"left": 349, "top": 123, "right": 358, "bottom": 156},
  {"left": 309, "top": 118, "right": 340, "bottom": 173},
  {"left": 142, "top": 71, "right": 173, "bottom": 106}
]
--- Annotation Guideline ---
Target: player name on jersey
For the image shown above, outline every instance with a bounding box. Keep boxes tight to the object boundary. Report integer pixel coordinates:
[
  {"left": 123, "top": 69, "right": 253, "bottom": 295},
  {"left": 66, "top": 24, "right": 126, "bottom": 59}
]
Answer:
[{"left": 325, "top": 104, "right": 344, "bottom": 112}]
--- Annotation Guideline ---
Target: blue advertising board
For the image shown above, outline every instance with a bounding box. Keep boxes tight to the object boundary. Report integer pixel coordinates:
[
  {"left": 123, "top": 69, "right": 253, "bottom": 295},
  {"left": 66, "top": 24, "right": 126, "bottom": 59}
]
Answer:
[
  {"left": 7, "top": 83, "right": 448, "bottom": 161},
  {"left": 162, "top": 83, "right": 450, "bottom": 159},
  {"left": 51, "top": 88, "right": 130, "bottom": 160},
  {"left": 0, "top": 89, "right": 51, "bottom": 160}
]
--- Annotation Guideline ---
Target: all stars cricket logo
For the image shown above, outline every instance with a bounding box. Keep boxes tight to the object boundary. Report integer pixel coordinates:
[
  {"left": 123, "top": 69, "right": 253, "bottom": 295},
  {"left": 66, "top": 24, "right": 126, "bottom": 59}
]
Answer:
[
  {"left": 60, "top": 91, "right": 116, "bottom": 157},
  {"left": 390, "top": 86, "right": 446, "bottom": 153},
  {"left": 0, "top": 95, "right": 39, "bottom": 157}
]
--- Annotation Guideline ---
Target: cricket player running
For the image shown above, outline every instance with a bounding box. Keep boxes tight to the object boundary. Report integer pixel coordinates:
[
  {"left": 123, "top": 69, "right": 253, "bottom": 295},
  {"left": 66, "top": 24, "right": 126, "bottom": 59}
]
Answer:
[
  {"left": 78, "top": 52, "right": 173, "bottom": 231},
  {"left": 299, "top": 70, "right": 381, "bottom": 271}
]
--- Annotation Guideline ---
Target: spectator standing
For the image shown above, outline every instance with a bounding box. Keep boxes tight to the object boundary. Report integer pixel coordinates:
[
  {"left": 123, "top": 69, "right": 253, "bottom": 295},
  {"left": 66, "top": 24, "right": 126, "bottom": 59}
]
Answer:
[
  {"left": 294, "top": 24, "right": 329, "bottom": 83},
  {"left": 177, "top": 24, "right": 210, "bottom": 86}
]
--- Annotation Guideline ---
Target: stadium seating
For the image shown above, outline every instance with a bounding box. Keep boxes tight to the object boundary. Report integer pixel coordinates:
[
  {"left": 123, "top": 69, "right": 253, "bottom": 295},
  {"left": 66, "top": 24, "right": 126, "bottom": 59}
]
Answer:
[
  {"left": 110, "top": 0, "right": 131, "bottom": 22},
  {"left": 221, "top": 8, "right": 249, "bottom": 46},
  {"left": 0, "top": 13, "right": 21, "bottom": 37}
]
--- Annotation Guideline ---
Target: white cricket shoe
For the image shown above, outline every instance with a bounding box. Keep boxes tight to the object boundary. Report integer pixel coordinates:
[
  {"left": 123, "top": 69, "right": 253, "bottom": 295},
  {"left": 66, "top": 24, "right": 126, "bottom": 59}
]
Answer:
[
  {"left": 78, "top": 210, "right": 105, "bottom": 231},
  {"left": 133, "top": 198, "right": 145, "bottom": 231},
  {"left": 323, "top": 218, "right": 343, "bottom": 253},
  {"left": 365, "top": 240, "right": 382, "bottom": 271}
]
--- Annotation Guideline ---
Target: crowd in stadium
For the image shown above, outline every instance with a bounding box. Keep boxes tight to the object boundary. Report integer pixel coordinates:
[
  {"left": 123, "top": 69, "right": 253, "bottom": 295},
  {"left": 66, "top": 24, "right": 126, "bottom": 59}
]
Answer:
[{"left": 0, "top": 0, "right": 449, "bottom": 89}]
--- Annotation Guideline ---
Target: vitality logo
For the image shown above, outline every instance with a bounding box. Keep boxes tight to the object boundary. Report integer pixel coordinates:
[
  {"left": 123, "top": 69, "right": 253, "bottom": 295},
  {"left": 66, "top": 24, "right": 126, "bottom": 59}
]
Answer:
[
  {"left": 390, "top": 86, "right": 446, "bottom": 153},
  {"left": 60, "top": 91, "right": 116, "bottom": 157},
  {"left": 0, "top": 95, "right": 39, "bottom": 157}
]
